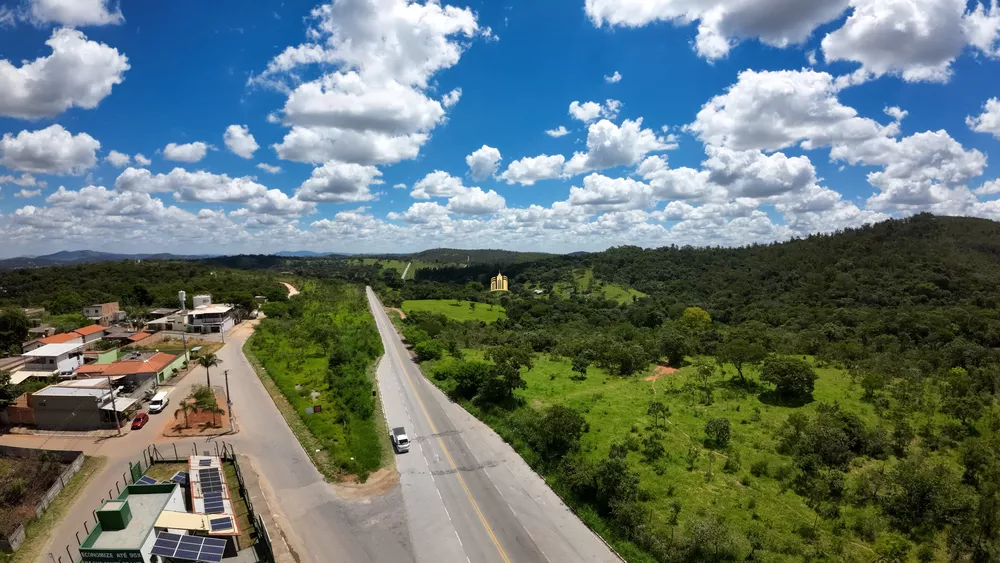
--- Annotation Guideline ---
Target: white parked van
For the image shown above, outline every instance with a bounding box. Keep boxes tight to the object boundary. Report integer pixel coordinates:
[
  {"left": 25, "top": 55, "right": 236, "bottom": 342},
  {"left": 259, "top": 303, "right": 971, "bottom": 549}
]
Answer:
[{"left": 148, "top": 392, "right": 169, "bottom": 414}]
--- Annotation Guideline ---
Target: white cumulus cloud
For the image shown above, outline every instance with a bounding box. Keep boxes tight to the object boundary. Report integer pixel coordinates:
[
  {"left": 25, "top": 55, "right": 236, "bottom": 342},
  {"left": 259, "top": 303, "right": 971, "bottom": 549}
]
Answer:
[
  {"left": 604, "top": 71, "right": 622, "bottom": 83},
  {"left": 0, "top": 28, "right": 129, "bottom": 119},
  {"left": 163, "top": 142, "right": 210, "bottom": 163},
  {"left": 564, "top": 118, "right": 674, "bottom": 176},
  {"left": 465, "top": 145, "right": 502, "bottom": 180},
  {"left": 105, "top": 150, "right": 131, "bottom": 168},
  {"left": 499, "top": 155, "right": 567, "bottom": 185},
  {"left": 546, "top": 126, "right": 570, "bottom": 138},
  {"left": 967, "top": 97, "right": 1000, "bottom": 138},
  {"left": 0, "top": 125, "right": 100, "bottom": 175},
  {"left": 29, "top": 0, "right": 123, "bottom": 26},
  {"left": 295, "top": 161, "right": 382, "bottom": 203},
  {"left": 224, "top": 125, "right": 259, "bottom": 159}
]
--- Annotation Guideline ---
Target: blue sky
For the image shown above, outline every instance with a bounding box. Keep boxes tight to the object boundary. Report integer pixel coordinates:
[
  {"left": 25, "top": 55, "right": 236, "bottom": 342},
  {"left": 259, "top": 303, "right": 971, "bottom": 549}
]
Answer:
[{"left": 0, "top": 0, "right": 999, "bottom": 257}]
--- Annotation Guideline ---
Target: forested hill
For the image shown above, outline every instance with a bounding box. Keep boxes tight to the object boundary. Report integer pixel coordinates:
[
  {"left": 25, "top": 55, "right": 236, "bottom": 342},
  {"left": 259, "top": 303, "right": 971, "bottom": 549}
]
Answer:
[{"left": 421, "top": 214, "right": 1000, "bottom": 320}]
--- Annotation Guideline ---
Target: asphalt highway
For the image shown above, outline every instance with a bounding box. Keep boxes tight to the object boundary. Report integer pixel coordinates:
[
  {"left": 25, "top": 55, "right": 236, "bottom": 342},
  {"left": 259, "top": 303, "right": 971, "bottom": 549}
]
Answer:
[{"left": 367, "top": 287, "right": 621, "bottom": 563}]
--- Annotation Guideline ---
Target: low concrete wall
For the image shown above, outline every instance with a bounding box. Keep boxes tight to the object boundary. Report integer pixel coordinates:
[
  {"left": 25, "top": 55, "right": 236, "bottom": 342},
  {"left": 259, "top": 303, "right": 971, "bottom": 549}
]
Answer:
[{"left": 0, "top": 445, "right": 84, "bottom": 553}]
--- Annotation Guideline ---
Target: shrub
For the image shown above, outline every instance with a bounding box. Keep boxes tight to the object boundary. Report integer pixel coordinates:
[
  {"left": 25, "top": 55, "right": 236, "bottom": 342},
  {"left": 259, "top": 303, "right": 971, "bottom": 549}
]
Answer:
[
  {"left": 413, "top": 339, "right": 444, "bottom": 361},
  {"left": 705, "top": 418, "right": 731, "bottom": 448}
]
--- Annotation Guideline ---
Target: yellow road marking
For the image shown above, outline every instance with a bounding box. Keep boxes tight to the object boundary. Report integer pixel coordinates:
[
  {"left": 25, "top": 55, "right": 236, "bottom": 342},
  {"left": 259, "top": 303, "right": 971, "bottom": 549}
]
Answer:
[{"left": 374, "top": 294, "right": 512, "bottom": 563}]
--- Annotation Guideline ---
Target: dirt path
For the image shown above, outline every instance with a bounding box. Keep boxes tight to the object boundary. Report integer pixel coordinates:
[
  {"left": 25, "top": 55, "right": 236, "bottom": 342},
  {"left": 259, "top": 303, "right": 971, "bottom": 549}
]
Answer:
[
  {"left": 644, "top": 365, "right": 679, "bottom": 381},
  {"left": 386, "top": 307, "right": 406, "bottom": 319},
  {"left": 281, "top": 282, "right": 299, "bottom": 297}
]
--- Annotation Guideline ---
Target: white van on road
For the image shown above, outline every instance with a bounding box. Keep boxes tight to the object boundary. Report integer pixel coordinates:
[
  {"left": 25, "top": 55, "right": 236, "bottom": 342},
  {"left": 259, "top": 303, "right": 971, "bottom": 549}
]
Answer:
[{"left": 148, "top": 391, "right": 170, "bottom": 414}]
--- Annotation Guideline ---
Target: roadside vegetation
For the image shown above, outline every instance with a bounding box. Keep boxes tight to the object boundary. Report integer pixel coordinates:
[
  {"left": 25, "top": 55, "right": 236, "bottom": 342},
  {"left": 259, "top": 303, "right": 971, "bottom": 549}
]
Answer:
[
  {"left": 248, "top": 280, "right": 384, "bottom": 480},
  {"left": 377, "top": 215, "right": 1000, "bottom": 561},
  {"left": 0, "top": 456, "right": 106, "bottom": 563}
]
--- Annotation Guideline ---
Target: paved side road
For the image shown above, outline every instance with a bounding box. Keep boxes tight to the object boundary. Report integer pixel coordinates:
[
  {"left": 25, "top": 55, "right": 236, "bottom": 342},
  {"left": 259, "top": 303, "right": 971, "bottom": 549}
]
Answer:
[{"left": 367, "top": 287, "right": 621, "bottom": 563}]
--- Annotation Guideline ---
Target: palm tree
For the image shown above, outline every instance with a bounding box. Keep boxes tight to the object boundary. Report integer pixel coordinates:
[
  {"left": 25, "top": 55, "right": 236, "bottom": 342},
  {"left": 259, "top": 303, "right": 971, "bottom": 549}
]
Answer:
[
  {"left": 174, "top": 399, "right": 197, "bottom": 428},
  {"left": 196, "top": 354, "right": 222, "bottom": 388}
]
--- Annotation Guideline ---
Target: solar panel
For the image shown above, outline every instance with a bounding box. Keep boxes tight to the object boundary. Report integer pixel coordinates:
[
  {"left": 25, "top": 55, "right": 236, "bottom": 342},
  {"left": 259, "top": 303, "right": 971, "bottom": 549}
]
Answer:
[
  {"left": 170, "top": 471, "right": 189, "bottom": 485},
  {"left": 135, "top": 475, "right": 157, "bottom": 485},
  {"left": 199, "top": 458, "right": 212, "bottom": 466},
  {"left": 151, "top": 532, "right": 227, "bottom": 563},
  {"left": 209, "top": 516, "right": 233, "bottom": 532},
  {"left": 198, "top": 468, "right": 226, "bottom": 494}
]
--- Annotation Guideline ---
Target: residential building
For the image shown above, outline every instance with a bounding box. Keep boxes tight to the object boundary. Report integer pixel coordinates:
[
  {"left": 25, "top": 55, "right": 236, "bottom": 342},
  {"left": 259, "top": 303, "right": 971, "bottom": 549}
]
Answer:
[
  {"left": 27, "top": 326, "right": 56, "bottom": 338},
  {"left": 21, "top": 342, "right": 84, "bottom": 376},
  {"left": 23, "top": 332, "right": 83, "bottom": 353},
  {"left": 187, "top": 305, "right": 235, "bottom": 334},
  {"left": 23, "top": 385, "right": 137, "bottom": 430},
  {"left": 145, "top": 313, "right": 186, "bottom": 332},
  {"left": 149, "top": 307, "right": 180, "bottom": 317},
  {"left": 78, "top": 352, "right": 187, "bottom": 386},
  {"left": 73, "top": 324, "right": 107, "bottom": 347},
  {"left": 84, "top": 302, "right": 120, "bottom": 326}
]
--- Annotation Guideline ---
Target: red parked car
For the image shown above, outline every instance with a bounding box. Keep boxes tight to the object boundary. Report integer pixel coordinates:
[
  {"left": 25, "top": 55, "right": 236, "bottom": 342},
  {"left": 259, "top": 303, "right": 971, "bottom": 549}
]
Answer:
[{"left": 131, "top": 413, "right": 149, "bottom": 430}]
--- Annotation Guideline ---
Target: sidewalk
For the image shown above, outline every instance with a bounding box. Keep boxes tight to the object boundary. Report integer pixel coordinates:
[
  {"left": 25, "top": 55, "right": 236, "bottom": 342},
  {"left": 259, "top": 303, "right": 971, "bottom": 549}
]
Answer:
[{"left": 239, "top": 454, "right": 297, "bottom": 563}]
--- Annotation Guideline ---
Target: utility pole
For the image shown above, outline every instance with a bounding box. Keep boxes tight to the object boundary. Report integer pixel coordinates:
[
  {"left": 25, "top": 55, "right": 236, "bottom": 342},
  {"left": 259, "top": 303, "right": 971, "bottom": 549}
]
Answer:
[
  {"left": 107, "top": 374, "right": 121, "bottom": 436},
  {"left": 224, "top": 370, "right": 233, "bottom": 427}
]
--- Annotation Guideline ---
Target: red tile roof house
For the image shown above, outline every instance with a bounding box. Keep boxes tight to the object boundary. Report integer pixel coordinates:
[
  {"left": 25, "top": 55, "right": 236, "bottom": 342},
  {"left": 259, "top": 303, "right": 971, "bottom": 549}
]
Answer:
[
  {"left": 83, "top": 352, "right": 187, "bottom": 387},
  {"left": 22, "top": 331, "right": 83, "bottom": 353},
  {"left": 73, "top": 324, "right": 107, "bottom": 347}
]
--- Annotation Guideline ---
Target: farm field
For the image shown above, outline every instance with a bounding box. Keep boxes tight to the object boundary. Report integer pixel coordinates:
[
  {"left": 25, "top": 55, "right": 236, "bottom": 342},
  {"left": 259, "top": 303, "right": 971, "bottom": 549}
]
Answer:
[
  {"left": 350, "top": 258, "right": 444, "bottom": 280},
  {"left": 422, "top": 350, "right": 901, "bottom": 561},
  {"left": 402, "top": 299, "right": 506, "bottom": 323}
]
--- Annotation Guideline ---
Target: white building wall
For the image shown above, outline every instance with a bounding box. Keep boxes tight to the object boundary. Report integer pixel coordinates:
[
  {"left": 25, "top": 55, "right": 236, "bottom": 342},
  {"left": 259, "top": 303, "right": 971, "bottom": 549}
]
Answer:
[{"left": 56, "top": 353, "right": 84, "bottom": 373}]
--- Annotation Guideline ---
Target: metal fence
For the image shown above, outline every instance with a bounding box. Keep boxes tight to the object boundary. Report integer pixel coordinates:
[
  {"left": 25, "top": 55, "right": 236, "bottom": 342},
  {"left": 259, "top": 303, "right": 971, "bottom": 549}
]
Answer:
[{"left": 51, "top": 441, "right": 275, "bottom": 563}]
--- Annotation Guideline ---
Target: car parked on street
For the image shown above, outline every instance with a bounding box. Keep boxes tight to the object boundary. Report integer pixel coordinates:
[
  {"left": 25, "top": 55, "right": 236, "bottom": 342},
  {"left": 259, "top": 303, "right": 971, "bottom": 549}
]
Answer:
[{"left": 131, "top": 412, "right": 149, "bottom": 430}]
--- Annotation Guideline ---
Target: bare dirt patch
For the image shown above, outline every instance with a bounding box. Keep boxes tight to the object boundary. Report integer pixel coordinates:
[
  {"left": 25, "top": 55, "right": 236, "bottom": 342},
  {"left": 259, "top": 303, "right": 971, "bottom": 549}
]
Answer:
[
  {"left": 334, "top": 467, "right": 399, "bottom": 500},
  {"left": 644, "top": 365, "right": 679, "bottom": 382},
  {"left": 386, "top": 307, "right": 406, "bottom": 319},
  {"left": 163, "top": 388, "right": 233, "bottom": 437}
]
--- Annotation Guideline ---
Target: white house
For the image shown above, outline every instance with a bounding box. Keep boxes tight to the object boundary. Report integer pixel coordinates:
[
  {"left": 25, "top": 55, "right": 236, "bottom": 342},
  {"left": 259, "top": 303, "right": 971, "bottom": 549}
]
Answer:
[
  {"left": 186, "top": 304, "right": 235, "bottom": 334},
  {"left": 22, "top": 343, "right": 85, "bottom": 375}
]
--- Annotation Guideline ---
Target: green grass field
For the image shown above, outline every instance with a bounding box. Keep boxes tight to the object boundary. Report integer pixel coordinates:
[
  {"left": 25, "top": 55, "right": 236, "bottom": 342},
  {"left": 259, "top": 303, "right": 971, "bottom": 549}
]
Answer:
[
  {"left": 422, "top": 352, "right": 886, "bottom": 561},
  {"left": 549, "top": 268, "right": 647, "bottom": 305},
  {"left": 402, "top": 300, "right": 506, "bottom": 322},
  {"left": 350, "top": 258, "right": 447, "bottom": 280}
]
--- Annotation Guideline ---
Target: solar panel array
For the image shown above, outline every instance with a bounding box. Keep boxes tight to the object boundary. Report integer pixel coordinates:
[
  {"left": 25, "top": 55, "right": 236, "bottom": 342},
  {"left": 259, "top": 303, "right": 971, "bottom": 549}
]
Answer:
[
  {"left": 170, "top": 471, "right": 189, "bottom": 485},
  {"left": 198, "top": 468, "right": 225, "bottom": 494},
  {"left": 135, "top": 475, "right": 157, "bottom": 485},
  {"left": 199, "top": 458, "right": 213, "bottom": 467},
  {"left": 209, "top": 516, "right": 234, "bottom": 532},
  {"left": 150, "top": 532, "right": 227, "bottom": 563},
  {"left": 203, "top": 491, "right": 225, "bottom": 514}
]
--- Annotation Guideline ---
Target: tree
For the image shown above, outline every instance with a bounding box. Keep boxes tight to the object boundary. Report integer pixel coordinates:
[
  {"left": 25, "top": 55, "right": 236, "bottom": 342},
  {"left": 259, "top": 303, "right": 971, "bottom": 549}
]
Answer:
[
  {"left": 642, "top": 430, "right": 665, "bottom": 462},
  {"left": 196, "top": 353, "right": 222, "bottom": 389},
  {"left": 414, "top": 339, "right": 444, "bottom": 361},
  {"left": 705, "top": 418, "right": 731, "bottom": 448},
  {"left": 0, "top": 370, "right": 18, "bottom": 409},
  {"left": 716, "top": 339, "right": 767, "bottom": 385},
  {"left": 571, "top": 354, "right": 590, "bottom": 381},
  {"left": 659, "top": 324, "right": 689, "bottom": 367},
  {"left": 760, "top": 357, "right": 818, "bottom": 400},
  {"left": 468, "top": 301, "right": 476, "bottom": 313},
  {"left": 0, "top": 308, "right": 29, "bottom": 354},
  {"left": 529, "top": 405, "right": 586, "bottom": 463},
  {"left": 647, "top": 400, "right": 670, "bottom": 429},
  {"left": 174, "top": 398, "right": 198, "bottom": 428},
  {"left": 477, "top": 345, "right": 533, "bottom": 406}
]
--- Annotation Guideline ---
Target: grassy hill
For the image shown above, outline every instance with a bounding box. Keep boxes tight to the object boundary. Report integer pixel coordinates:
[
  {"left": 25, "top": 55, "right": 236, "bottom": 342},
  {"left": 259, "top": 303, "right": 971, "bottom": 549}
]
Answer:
[{"left": 402, "top": 299, "right": 506, "bottom": 323}]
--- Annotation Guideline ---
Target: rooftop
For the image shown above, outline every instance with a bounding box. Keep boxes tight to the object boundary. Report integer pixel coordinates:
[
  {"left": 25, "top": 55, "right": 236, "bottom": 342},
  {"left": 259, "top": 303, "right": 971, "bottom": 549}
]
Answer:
[
  {"left": 150, "top": 307, "right": 180, "bottom": 316},
  {"left": 85, "top": 485, "right": 174, "bottom": 550},
  {"left": 73, "top": 324, "right": 106, "bottom": 337},
  {"left": 189, "top": 304, "right": 233, "bottom": 316},
  {"left": 23, "top": 342, "right": 84, "bottom": 357},
  {"left": 103, "top": 352, "right": 178, "bottom": 376},
  {"left": 34, "top": 386, "right": 107, "bottom": 398},
  {"left": 56, "top": 378, "right": 111, "bottom": 388},
  {"left": 40, "top": 333, "right": 82, "bottom": 345},
  {"left": 128, "top": 332, "right": 151, "bottom": 342}
]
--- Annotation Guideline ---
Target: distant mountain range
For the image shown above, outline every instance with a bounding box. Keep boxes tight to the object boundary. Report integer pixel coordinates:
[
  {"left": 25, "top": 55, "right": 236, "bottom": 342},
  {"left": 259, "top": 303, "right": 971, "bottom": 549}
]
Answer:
[
  {"left": 0, "top": 248, "right": 568, "bottom": 270},
  {"left": 0, "top": 250, "right": 214, "bottom": 270}
]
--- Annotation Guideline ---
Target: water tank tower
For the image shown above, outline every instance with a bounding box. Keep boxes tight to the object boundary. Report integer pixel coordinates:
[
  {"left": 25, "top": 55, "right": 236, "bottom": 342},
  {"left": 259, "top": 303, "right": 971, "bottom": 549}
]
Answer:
[
  {"left": 178, "top": 290, "right": 186, "bottom": 310},
  {"left": 193, "top": 295, "right": 212, "bottom": 309}
]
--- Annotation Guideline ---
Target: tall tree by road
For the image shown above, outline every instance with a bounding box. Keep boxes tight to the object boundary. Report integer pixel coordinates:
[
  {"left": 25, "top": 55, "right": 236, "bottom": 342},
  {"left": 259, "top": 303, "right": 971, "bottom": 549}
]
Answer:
[{"left": 196, "top": 353, "right": 222, "bottom": 388}]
